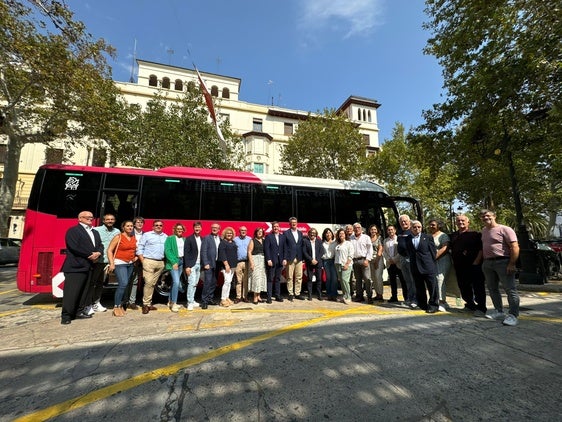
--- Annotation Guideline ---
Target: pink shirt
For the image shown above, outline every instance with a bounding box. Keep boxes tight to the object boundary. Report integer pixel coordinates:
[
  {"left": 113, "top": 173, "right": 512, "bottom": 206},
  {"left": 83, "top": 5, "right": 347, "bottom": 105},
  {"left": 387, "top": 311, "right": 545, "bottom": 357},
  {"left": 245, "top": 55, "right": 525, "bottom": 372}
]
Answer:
[{"left": 481, "top": 225, "right": 517, "bottom": 259}]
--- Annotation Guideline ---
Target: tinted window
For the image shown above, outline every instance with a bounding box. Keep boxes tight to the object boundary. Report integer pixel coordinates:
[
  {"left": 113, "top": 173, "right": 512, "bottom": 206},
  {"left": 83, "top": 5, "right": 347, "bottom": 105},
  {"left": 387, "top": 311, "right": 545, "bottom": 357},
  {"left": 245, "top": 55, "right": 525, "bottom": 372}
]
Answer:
[
  {"left": 140, "top": 177, "right": 201, "bottom": 219},
  {"left": 295, "top": 189, "right": 331, "bottom": 223},
  {"left": 333, "top": 190, "right": 386, "bottom": 229},
  {"left": 30, "top": 170, "right": 102, "bottom": 218},
  {"left": 253, "top": 185, "right": 293, "bottom": 222},
  {"left": 104, "top": 173, "right": 140, "bottom": 190},
  {"left": 201, "top": 181, "right": 252, "bottom": 221}
]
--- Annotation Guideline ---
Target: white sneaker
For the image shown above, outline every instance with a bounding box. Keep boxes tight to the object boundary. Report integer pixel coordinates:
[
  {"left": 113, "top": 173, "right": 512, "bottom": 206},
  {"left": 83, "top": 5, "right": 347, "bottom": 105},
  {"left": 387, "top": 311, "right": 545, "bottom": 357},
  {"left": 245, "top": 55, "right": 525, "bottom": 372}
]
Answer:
[
  {"left": 192, "top": 301, "right": 200, "bottom": 308},
  {"left": 438, "top": 305, "right": 447, "bottom": 313},
  {"left": 92, "top": 301, "right": 107, "bottom": 313},
  {"left": 84, "top": 305, "right": 94, "bottom": 316},
  {"left": 187, "top": 303, "right": 194, "bottom": 311},
  {"left": 485, "top": 310, "right": 505, "bottom": 321},
  {"left": 502, "top": 314, "right": 518, "bottom": 326},
  {"left": 171, "top": 304, "right": 181, "bottom": 313}
]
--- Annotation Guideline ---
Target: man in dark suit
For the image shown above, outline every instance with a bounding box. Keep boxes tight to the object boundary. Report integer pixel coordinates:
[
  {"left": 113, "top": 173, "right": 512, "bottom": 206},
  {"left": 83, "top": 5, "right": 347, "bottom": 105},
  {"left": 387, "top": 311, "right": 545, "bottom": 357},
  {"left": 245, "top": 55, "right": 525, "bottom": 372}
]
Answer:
[
  {"left": 406, "top": 220, "right": 439, "bottom": 313},
  {"left": 302, "top": 227, "right": 324, "bottom": 300},
  {"left": 264, "top": 221, "right": 284, "bottom": 303},
  {"left": 200, "top": 223, "right": 221, "bottom": 309},
  {"left": 282, "top": 217, "right": 304, "bottom": 301},
  {"left": 183, "top": 221, "right": 203, "bottom": 311},
  {"left": 60, "top": 211, "right": 104, "bottom": 324}
]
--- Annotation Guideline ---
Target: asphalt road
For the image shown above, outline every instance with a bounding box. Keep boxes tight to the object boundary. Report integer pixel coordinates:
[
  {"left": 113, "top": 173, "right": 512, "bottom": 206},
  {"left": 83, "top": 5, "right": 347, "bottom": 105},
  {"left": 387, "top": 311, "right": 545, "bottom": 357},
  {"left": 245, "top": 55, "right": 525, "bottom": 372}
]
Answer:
[{"left": 1, "top": 265, "right": 561, "bottom": 422}]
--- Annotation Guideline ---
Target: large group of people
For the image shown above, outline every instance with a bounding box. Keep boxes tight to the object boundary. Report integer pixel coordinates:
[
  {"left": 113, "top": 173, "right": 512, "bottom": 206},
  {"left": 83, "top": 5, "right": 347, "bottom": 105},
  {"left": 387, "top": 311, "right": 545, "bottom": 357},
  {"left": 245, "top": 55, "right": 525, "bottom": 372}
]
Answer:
[{"left": 60, "top": 210, "right": 521, "bottom": 327}]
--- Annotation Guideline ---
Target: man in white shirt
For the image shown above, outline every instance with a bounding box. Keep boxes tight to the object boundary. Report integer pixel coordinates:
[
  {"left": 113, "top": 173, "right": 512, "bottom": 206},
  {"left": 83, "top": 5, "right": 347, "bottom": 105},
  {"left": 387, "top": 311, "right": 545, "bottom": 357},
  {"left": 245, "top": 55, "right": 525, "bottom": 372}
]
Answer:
[{"left": 350, "top": 223, "right": 373, "bottom": 303}]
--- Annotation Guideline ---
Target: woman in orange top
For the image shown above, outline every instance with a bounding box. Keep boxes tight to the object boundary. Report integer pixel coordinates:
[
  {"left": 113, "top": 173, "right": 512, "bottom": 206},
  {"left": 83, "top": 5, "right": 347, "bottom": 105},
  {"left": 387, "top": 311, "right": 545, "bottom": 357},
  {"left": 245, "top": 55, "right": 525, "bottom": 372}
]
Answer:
[{"left": 107, "top": 220, "right": 137, "bottom": 316}]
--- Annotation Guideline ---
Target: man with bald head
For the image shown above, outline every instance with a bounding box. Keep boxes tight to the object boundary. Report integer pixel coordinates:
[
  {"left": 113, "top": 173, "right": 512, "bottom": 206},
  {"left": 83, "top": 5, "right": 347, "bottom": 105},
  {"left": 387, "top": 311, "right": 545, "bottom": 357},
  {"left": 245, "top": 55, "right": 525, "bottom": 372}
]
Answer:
[{"left": 450, "top": 214, "right": 487, "bottom": 316}]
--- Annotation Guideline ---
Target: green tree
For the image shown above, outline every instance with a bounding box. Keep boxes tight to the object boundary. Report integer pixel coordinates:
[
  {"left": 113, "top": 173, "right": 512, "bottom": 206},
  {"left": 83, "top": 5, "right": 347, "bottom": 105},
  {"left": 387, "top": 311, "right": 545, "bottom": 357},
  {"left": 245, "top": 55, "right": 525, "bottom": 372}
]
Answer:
[
  {"left": 108, "top": 88, "right": 244, "bottom": 170},
  {"left": 0, "top": 0, "right": 120, "bottom": 235},
  {"left": 421, "top": 0, "right": 562, "bottom": 236},
  {"left": 366, "top": 123, "right": 458, "bottom": 229},
  {"left": 280, "top": 108, "right": 367, "bottom": 179}
]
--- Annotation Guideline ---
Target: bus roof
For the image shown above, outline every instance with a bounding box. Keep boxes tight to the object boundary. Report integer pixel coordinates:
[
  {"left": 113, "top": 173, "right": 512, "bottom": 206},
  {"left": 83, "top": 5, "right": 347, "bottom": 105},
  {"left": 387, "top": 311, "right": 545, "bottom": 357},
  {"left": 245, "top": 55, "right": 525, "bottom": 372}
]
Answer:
[{"left": 39, "top": 164, "right": 387, "bottom": 193}]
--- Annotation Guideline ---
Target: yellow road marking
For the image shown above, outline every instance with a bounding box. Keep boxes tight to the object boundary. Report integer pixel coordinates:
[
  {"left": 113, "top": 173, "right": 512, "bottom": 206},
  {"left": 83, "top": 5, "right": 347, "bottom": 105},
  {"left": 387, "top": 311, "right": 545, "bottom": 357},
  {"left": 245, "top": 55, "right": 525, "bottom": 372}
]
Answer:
[
  {"left": 0, "top": 289, "right": 18, "bottom": 296},
  {"left": 0, "top": 309, "right": 27, "bottom": 318},
  {"left": 14, "top": 309, "right": 349, "bottom": 422}
]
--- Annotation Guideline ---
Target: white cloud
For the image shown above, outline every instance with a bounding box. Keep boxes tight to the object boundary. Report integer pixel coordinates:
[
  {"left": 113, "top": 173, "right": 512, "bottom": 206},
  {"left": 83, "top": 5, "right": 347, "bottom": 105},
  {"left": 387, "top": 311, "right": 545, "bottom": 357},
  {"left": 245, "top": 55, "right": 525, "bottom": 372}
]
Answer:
[{"left": 298, "top": 0, "right": 385, "bottom": 39}]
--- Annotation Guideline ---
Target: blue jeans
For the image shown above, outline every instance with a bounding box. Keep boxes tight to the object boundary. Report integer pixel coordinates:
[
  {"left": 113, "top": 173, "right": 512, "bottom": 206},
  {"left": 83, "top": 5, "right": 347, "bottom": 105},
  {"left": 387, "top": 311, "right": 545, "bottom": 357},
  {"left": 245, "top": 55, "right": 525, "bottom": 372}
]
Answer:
[
  {"left": 323, "top": 259, "right": 338, "bottom": 297},
  {"left": 187, "top": 263, "right": 201, "bottom": 305},
  {"left": 482, "top": 258, "right": 520, "bottom": 317},
  {"left": 114, "top": 264, "right": 134, "bottom": 306},
  {"left": 170, "top": 264, "right": 183, "bottom": 303}
]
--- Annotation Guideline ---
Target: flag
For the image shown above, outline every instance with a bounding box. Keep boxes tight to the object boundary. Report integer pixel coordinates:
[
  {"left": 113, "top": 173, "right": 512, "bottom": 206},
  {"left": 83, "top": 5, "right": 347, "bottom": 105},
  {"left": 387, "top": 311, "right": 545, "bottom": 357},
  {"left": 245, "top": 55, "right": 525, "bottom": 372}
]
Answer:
[{"left": 194, "top": 66, "right": 226, "bottom": 149}]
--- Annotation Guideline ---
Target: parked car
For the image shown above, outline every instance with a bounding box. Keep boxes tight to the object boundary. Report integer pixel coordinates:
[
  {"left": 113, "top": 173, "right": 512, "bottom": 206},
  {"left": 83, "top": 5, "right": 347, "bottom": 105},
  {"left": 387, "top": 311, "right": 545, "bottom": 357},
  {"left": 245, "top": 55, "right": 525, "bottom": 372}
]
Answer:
[{"left": 0, "top": 238, "right": 21, "bottom": 266}]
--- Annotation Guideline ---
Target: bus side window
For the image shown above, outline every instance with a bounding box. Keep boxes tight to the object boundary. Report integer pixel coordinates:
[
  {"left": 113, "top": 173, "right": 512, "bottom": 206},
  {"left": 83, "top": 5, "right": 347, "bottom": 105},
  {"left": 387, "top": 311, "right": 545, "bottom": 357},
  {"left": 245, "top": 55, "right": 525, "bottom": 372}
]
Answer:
[
  {"left": 253, "top": 185, "right": 293, "bottom": 222},
  {"left": 201, "top": 181, "right": 252, "bottom": 221},
  {"left": 141, "top": 177, "right": 201, "bottom": 220}
]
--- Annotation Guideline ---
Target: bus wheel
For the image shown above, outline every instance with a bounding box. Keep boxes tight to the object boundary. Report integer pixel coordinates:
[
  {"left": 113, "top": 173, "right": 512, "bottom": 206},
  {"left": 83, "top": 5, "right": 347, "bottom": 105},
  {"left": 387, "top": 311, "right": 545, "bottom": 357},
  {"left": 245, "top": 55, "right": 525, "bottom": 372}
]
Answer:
[{"left": 155, "top": 270, "right": 172, "bottom": 299}]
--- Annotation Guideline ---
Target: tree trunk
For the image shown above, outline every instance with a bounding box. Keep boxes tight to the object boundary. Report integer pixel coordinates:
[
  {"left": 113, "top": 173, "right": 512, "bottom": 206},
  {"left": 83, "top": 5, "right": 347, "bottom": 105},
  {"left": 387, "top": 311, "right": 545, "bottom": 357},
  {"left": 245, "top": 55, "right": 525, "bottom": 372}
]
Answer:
[{"left": 0, "top": 135, "right": 23, "bottom": 237}]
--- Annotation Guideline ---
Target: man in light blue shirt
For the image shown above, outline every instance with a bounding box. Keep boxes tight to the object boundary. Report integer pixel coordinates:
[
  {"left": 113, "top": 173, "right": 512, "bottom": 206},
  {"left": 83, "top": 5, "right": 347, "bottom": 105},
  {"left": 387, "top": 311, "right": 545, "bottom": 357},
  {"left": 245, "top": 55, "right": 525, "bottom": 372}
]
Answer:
[
  {"left": 233, "top": 226, "right": 251, "bottom": 303},
  {"left": 137, "top": 220, "right": 168, "bottom": 314}
]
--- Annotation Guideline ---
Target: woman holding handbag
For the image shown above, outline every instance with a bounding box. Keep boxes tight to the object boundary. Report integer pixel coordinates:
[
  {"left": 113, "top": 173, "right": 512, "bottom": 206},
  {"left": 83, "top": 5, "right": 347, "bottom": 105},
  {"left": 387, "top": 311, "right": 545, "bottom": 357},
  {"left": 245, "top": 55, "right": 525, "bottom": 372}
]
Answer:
[{"left": 107, "top": 220, "right": 137, "bottom": 316}]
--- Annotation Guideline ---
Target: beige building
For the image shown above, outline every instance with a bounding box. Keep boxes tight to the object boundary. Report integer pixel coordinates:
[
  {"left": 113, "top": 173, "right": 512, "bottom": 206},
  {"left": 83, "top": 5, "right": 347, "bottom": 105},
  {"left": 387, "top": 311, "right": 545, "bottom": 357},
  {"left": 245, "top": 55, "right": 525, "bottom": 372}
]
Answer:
[{"left": 1, "top": 59, "right": 381, "bottom": 237}]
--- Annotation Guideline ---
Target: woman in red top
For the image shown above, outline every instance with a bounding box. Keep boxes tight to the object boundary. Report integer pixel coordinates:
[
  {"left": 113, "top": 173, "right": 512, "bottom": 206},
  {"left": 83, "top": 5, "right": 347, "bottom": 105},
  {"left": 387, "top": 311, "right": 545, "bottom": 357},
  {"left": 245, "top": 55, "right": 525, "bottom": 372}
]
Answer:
[{"left": 107, "top": 220, "right": 137, "bottom": 316}]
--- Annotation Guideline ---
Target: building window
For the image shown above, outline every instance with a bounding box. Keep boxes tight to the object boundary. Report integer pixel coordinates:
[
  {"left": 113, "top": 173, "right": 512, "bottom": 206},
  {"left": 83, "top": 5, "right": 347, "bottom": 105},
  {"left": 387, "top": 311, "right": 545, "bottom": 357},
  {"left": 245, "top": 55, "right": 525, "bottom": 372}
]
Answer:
[
  {"left": 222, "top": 87, "right": 230, "bottom": 99},
  {"left": 45, "top": 147, "right": 64, "bottom": 164},
  {"left": 368, "top": 110, "right": 372, "bottom": 122},
  {"left": 0, "top": 145, "right": 6, "bottom": 164},
  {"left": 253, "top": 118, "right": 263, "bottom": 132},
  {"left": 174, "top": 79, "right": 183, "bottom": 91},
  {"left": 363, "top": 134, "right": 370, "bottom": 145},
  {"left": 363, "top": 109, "right": 367, "bottom": 121},
  {"left": 253, "top": 163, "right": 264, "bottom": 173},
  {"left": 357, "top": 109, "right": 361, "bottom": 120},
  {"left": 211, "top": 85, "right": 219, "bottom": 97},
  {"left": 162, "top": 77, "right": 170, "bottom": 89},
  {"left": 284, "top": 122, "right": 293, "bottom": 136},
  {"left": 92, "top": 148, "right": 107, "bottom": 167},
  {"left": 148, "top": 74, "right": 158, "bottom": 87},
  {"left": 219, "top": 113, "right": 230, "bottom": 123},
  {"left": 187, "top": 81, "right": 196, "bottom": 93}
]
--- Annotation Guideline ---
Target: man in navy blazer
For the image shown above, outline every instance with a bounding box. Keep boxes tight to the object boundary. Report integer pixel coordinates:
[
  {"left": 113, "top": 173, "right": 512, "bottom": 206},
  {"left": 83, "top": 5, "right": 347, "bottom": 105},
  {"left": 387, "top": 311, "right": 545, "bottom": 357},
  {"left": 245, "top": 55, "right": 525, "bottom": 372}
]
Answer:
[
  {"left": 282, "top": 217, "right": 304, "bottom": 301},
  {"left": 183, "top": 221, "right": 203, "bottom": 310},
  {"left": 60, "top": 211, "right": 103, "bottom": 324},
  {"left": 200, "top": 223, "right": 221, "bottom": 309},
  {"left": 302, "top": 227, "right": 324, "bottom": 300},
  {"left": 264, "top": 221, "right": 284, "bottom": 303},
  {"left": 406, "top": 220, "right": 439, "bottom": 313}
]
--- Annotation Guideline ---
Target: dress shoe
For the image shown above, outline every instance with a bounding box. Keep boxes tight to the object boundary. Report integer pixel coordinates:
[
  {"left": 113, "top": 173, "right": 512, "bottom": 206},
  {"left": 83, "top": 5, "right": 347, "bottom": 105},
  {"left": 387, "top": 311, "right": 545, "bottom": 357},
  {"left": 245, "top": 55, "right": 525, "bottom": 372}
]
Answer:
[
  {"left": 275, "top": 296, "right": 284, "bottom": 302},
  {"left": 148, "top": 305, "right": 158, "bottom": 311},
  {"left": 295, "top": 295, "right": 305, "bottom": 300},
  {"left": 242, "top": 298, "right": 249, "bottom": 303},
  {"left": 374, "top": 295, "right": 384, "bottom": 301},
  {"left": 353, "top": 296, "right": 365, "bottom": 302},
  {"left": 367, "top": 298, "right": 373, "bottom": 304},
  {"left": 201, "top": 303, "right": 208, "bottom": 309},
  {"left": 76, "top": 313, "right": 93, "bottom": 319},
  {"left": 307, "top": 294, "right": 312, "bottom": 301},
  {"left": 266, "top": 298, "right": 272, "bottom": 304},
  {"left": 128, "top": 303, "right": 138, "bottom": 310},
  {"left": 387, "top": 297, "right": 399, "bottom": 303},
  {"left": 288, "top": 295, "right": 294, "bottom": 302},
  {"left": 61, "top": 319, "right": 71, "bottom": 325},
  {"left": 426, "top": 308, "right": 437, "bottom": 314},
  {"left": 234, "top": 298, "right": 241, "bottom": 304},
  {"left": 208, "top": 299, "right": 219, "bottom": 306},
  {"left": 142, "top": 305, "right": 150, "bottom": 314},
  {"left": 317, "top": 295, "right": 323, "bottom": 301},
  {"left": 220, "top": 300, "right": 230, "bottom": 307}
]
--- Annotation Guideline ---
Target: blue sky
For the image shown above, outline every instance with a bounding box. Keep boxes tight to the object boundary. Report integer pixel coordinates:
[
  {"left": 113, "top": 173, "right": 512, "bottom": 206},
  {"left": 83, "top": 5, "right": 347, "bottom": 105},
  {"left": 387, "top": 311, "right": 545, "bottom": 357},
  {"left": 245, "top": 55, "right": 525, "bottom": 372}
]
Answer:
[{"left": 70, "top": 0, "right": 443, "bottom": 143}]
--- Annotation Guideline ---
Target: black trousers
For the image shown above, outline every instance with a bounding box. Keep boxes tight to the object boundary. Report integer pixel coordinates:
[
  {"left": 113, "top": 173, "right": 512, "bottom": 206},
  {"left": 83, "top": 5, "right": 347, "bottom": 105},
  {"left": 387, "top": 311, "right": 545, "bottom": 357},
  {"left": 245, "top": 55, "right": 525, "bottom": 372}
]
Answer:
[
  {"left": 267, "top": 263, "right": 282, "bottom": 299},
  {"left": 455, "top": 264, "right": 487, "bottom": 312},
  {"left": 61, "top": 271, "right": 91, "bottom": 321},
  {"left": 413, "top": 269, "right": 439, "bottom": 311}
]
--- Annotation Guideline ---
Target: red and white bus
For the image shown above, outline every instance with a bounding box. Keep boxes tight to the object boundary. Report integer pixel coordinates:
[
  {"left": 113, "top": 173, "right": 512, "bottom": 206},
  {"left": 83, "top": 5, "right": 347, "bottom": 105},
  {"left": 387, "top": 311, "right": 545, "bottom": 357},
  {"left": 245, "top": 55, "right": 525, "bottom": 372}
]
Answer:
[{"left": 16, "top": 164, "right": 422, "bottom": 295}]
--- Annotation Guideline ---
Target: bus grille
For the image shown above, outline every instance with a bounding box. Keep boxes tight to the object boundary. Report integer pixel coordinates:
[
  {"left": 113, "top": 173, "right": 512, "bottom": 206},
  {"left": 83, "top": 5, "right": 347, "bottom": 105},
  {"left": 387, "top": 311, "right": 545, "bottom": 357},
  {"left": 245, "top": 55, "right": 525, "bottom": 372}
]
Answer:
[{"left": 36, "top": 252, "right": 54, "bottom": 286}]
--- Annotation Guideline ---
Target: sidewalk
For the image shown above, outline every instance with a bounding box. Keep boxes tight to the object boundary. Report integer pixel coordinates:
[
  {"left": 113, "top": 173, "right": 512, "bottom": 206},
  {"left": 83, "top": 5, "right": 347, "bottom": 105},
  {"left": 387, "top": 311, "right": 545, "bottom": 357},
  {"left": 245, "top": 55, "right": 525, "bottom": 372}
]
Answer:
[{"left": 518, "top": 277, "right": 562, "bottom": 293}]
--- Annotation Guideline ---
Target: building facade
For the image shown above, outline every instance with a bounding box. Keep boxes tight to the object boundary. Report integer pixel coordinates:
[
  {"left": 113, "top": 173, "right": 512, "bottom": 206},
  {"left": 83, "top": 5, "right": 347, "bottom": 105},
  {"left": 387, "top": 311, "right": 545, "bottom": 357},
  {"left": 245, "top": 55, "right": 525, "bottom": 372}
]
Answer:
[{"left": 1, "top": 59, "right": 381, "bottom": 237}]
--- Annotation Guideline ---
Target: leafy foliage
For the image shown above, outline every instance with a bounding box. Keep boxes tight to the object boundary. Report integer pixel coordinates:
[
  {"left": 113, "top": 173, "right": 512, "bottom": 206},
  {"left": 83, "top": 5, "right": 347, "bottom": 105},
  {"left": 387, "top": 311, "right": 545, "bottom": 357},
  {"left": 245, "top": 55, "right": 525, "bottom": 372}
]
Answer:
[
  {"left": 419, "top": 0, "right": 562, "bottom": 236},
  {"left": 107, "top": 89, "right": 245, "bottom": 170},
  {"left": 280, "top": 108, "right": 367, "bottom": 179},
  {"left": 0, "top": 0, "right": 120, "bottom": 234}
]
